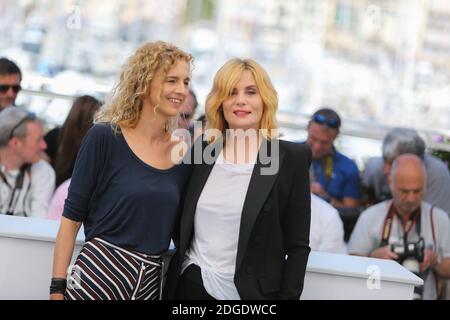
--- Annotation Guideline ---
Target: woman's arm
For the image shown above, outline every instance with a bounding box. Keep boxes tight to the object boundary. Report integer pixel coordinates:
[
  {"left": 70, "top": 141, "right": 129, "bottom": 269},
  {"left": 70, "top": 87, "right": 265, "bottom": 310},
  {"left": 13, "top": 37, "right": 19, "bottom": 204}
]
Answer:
[
  {"left": 49, "top": 217, "right": 82, "bottom": 300},
  {"left": 49, "top": 125, "right": 108, "bottom": 299}
]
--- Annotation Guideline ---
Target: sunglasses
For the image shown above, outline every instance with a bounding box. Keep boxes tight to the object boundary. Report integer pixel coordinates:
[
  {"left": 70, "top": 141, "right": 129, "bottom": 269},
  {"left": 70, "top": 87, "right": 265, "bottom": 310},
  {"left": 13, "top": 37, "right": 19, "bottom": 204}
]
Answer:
[
  {"left": 312, "top": 114, "right": 339, "bottom": 129},
  {"left": 0, "top": 84, "right": 21, "bottom": 94},
  {"left": 9, "top": 112, "right": 37, "bottom": 140}
]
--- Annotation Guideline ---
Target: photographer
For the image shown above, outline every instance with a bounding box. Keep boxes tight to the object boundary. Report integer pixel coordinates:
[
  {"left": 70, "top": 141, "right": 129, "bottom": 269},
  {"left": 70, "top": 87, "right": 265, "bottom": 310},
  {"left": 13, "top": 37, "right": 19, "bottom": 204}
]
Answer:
[
  {"left": 363, "top": 128, "right": 450, "bottom": 214},
  {"left": 348, "top": 154, "right": 450, "bottom": 300},
  {"left": 0, "top": 107, "right": 55, "bottom": 218}
]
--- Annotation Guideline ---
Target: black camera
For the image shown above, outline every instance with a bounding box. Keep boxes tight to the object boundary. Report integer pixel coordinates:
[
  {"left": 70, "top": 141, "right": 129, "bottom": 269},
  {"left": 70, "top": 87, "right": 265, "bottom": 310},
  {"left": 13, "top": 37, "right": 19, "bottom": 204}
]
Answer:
[
  {"left": 391, "top": 237, "right": 425, "bottom": 263},
  {"left": 391, "top": 237, "right": 425, "bottom": 300}
]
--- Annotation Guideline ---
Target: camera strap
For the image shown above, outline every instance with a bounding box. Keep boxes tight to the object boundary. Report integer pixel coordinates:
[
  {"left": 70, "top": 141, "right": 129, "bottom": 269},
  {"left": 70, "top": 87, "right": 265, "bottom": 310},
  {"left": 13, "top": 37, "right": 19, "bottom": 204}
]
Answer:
[
  {"left": 429, "top": 206, "right": 443, "bottom": 299},
  {"left": 382, "top": 204, "right": 443, "bottom": 299},
  {"left": 312, "top": 154, "right": 334, "bottom": 185},
  {"left": 429, "top": 206, "right": 436, "bottom": 246},
  {"left": 0, "top": 165, "right": 31, "bottom": 216},
  {"left": 380, "top": 202, "right": 421, "bottom": 246}
]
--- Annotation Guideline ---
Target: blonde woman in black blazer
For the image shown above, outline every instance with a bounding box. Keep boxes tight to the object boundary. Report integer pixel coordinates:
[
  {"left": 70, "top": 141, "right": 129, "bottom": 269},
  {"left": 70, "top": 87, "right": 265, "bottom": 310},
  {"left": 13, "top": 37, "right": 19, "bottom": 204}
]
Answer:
[{"left": 165, "top": 58, "right": 311, "bottom": 300}]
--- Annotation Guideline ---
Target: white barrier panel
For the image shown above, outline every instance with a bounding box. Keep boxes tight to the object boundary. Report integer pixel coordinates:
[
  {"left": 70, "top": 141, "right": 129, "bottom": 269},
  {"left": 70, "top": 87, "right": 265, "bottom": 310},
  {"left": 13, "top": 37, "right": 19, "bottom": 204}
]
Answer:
[
  {"left": 0, "top": 215, "right": 84, "bottom": 300},
  {"left": 302, "top": 251, "right": 423, "bottom": 300},
  {"left": 0, "top": 215, "right": 422, "bottom": 300}
]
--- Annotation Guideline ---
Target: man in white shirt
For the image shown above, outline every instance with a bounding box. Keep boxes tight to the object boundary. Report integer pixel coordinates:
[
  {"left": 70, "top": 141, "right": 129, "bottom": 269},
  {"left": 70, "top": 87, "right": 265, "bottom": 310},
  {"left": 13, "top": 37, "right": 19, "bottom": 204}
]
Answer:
[
  {"left": 310, "top": 193, "right": 347, "bottom": 254},
  {"left": 0, "top": 107, "right": 55, "bottom": 218},
  {"left": 349, "top": 154, "right": 450, "bottom": 300}
]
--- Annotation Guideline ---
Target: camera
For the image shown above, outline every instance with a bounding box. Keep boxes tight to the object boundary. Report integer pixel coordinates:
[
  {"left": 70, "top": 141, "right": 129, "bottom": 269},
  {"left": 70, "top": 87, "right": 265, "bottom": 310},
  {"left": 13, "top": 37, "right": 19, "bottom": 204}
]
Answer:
[
  {"left": 391, "top": 237, "right": 425, "bottom": 263},
  {"left": 391, "top": 237, "right": 425, "bottom": 300}
]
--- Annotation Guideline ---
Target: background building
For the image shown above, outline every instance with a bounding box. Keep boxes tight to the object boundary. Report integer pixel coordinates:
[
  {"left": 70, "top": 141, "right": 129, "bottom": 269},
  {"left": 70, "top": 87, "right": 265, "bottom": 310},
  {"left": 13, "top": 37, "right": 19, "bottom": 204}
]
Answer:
[{"left": 1, "top": 0, "right": 449, "bottom": 163}]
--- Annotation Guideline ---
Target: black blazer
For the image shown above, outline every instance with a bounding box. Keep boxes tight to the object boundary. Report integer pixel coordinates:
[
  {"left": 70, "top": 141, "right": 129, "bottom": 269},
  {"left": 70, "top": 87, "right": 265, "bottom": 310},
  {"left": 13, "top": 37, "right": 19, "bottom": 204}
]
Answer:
[{"left": 164, "top": 138, "right": 312, "bottom": 300}]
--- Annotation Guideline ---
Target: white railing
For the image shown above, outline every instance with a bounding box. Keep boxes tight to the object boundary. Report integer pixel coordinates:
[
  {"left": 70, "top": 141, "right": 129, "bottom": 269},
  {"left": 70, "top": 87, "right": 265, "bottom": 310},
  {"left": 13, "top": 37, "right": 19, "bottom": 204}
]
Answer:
[{"left": 19, "top": 88, "right": 450, "bottom": 153}]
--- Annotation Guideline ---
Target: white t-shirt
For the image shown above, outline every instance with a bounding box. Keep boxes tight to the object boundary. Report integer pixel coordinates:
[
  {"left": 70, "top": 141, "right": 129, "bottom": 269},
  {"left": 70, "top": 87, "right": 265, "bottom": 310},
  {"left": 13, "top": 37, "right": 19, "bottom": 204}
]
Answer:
[
  {"left": 0, "top": 160, "right": 55, "bottom": 218},
  {"left": 183, "top": 151, "right": 254, "bottom": 300},
  {"left": 310, "top": 194, "right": 347, "bottom": 254}
]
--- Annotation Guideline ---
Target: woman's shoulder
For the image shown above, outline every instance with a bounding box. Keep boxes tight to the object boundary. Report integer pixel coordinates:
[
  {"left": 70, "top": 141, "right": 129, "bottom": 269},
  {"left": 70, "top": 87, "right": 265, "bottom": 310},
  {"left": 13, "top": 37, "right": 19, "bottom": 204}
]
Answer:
[
  {"left": 78, "top": 123, "right": 118, "bottom": 153},
  {"left": 278, "top": 139, "right": 311, "bottom": 158},
  {"left": 84, "top": 123, "right": 118, "bottom": 141},
  {"left": 90, "top": 122, "right": 115, "bottom": 135}
]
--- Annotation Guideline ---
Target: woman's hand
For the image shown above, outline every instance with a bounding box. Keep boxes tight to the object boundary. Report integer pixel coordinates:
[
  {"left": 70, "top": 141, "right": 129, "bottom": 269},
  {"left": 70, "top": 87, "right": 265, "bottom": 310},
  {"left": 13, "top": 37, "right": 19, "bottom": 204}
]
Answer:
[{"left": 49, "top": 293, "right": 65, "bottom": 300}]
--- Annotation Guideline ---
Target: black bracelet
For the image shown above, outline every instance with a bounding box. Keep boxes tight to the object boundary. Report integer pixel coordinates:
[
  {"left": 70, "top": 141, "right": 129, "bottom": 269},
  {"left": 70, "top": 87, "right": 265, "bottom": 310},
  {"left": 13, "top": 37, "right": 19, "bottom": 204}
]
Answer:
[{"left": 50, "top": 278, "right": 67, "bottom": 295}]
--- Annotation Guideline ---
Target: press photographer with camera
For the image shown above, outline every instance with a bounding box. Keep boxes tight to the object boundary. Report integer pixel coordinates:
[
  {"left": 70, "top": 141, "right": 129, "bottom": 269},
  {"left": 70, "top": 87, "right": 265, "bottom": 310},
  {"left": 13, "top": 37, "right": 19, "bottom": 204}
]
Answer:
[{"left": 348, "top": 154, "right": 450, "bottom": 299}]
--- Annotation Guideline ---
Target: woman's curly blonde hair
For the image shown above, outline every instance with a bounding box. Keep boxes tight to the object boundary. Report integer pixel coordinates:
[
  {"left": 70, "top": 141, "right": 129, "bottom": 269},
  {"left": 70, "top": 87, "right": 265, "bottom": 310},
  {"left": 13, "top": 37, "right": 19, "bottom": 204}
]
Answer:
[{"left": 95, "top": 41, "right": 192, "bottom": 130}]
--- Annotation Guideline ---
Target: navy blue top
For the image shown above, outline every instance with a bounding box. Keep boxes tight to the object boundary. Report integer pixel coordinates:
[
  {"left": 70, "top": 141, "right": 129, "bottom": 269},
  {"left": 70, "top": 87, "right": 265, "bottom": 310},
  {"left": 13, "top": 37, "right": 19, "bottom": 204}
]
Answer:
[{"left": 63, "top": 124, "right": 191, "bottom": 255}]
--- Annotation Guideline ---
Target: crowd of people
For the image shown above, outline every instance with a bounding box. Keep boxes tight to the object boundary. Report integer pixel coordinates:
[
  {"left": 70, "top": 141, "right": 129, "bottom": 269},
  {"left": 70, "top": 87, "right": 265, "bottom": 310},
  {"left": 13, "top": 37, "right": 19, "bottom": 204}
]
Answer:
[{"left": 0, "top": 41, "right": 449, "bottom": 301}]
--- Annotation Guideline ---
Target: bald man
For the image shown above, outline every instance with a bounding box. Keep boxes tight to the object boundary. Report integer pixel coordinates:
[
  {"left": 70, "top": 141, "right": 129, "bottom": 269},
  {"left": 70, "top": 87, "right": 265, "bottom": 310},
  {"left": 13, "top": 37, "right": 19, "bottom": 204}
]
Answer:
[{"left": 348, "top": 154, "right": 450, "bottom": 300}]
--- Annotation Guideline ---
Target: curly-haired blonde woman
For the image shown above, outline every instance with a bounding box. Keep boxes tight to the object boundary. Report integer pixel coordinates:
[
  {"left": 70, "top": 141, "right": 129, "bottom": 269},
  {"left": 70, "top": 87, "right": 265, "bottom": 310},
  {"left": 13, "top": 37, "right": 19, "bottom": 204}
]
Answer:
[{"left": 50, "top": 41, "right": 192, "bottom": 300}]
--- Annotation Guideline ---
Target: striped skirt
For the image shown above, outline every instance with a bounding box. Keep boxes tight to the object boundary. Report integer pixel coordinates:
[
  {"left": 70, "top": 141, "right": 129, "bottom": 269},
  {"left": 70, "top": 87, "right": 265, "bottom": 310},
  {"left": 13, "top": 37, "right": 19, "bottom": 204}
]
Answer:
[{"left": 65, "top": 237, "right": 163, "bottom": 300}]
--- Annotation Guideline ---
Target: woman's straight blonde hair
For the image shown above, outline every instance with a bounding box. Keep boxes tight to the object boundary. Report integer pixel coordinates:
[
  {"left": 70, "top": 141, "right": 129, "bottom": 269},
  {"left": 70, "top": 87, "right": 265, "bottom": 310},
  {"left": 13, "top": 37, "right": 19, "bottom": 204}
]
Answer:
[
  {"left": 95, "top": 41, "right": 192, "bottom": 131},
  {"left": 205, "top": 58, "right": 278, "bottom": 142}
]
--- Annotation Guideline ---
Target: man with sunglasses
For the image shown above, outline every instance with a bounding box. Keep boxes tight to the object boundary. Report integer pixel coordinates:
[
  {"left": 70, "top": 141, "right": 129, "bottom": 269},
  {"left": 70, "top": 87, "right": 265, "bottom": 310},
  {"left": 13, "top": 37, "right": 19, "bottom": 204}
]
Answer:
[
  {"left": 0, "top": 107, "right": 55, "bottom": 218},
  {"left": 0, "top": 58, "right": 22, "bottom": 112},
  {"left": 305, "top": 108, "right": 361, "bottom": 208}
]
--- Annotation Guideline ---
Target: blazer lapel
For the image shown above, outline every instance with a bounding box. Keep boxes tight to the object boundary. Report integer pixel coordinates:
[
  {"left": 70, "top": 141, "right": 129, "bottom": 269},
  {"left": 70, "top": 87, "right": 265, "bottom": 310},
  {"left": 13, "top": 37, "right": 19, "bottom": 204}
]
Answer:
[
  {"left": 235, "top": 140, "right": 285, "bottom": 270},
  {"left": 180, "top": 139, "right": 222, "bottom": 254}
]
